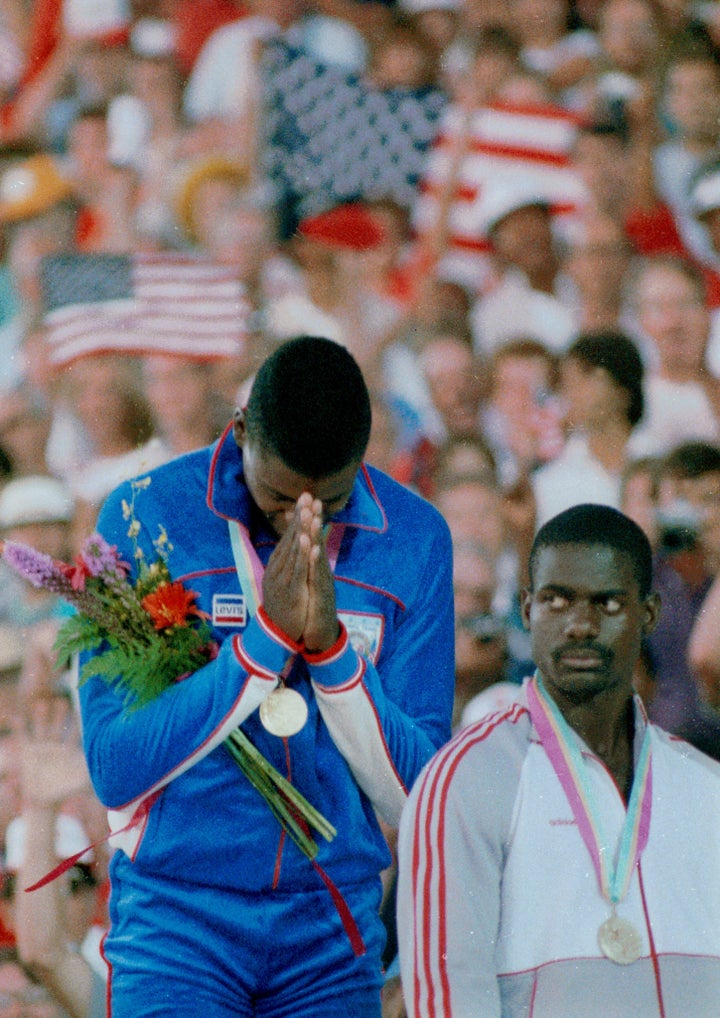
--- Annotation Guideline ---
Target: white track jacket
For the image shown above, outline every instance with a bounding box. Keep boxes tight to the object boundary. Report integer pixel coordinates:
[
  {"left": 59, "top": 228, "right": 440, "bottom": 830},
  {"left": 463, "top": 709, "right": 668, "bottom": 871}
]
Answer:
[{"left": 397, "top": 681, "right": 720, "bottom": 1017}]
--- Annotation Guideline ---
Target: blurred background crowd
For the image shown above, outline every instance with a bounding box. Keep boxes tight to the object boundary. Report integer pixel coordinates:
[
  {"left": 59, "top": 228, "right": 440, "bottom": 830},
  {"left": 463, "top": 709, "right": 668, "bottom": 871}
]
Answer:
[{"left": 3, "top": 0, "right": 720, "bottom": 1014}]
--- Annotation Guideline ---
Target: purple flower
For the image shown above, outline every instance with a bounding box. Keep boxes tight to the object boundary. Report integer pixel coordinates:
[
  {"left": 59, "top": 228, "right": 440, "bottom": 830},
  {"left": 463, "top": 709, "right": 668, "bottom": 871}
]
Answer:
[
  {"left": 80, "top": 534, "right": 130, "bottom": 579},
  {"left": 2, "top": 541, "right": 71, "bottom": 592}
]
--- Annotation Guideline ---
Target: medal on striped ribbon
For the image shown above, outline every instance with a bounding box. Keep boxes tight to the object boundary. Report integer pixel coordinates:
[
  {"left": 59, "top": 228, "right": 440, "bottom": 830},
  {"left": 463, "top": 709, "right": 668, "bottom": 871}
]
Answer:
[{"left": 527, "top": 673, "right": 652, "bottom": 965}]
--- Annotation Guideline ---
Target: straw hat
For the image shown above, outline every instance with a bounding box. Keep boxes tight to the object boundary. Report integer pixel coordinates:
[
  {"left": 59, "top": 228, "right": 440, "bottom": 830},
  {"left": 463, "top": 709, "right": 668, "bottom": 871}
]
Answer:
[
  {"left": 174, "top": 156, "right": 248, "bottom": 244},
  {"left": 0, "top": 154, "right": 75, "bottom": 224}
]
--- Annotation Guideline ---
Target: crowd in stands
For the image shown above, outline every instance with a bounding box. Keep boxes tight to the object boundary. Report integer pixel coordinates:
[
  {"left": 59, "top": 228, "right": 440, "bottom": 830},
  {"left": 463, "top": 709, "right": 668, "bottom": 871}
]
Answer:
[{"left": 2, "top": 0, "right": 720, "bottom": 1014}]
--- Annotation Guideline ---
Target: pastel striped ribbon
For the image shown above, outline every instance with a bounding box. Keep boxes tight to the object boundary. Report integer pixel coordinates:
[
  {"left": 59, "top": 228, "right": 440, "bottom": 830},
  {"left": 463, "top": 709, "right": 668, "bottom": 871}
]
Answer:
[
  {"left": 527, "top": 673, "right": 652, "bottom": 906},
  {"left": 228, "top": 520, "right": 264, "bottom": 617}
]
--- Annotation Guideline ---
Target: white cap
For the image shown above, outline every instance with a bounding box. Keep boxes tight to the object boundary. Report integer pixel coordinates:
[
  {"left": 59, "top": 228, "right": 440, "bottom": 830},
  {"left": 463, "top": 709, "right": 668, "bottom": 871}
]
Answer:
[
  {"left": 130, "top": 17, "right": 177, "bottom": 58},
  {"left": 302, "top": 16, "right": 368, "bottom": 73},
  {"left": 107, "top": 94, "right": 152, "bottom": 168},
  {"left": 62, "top": 0, "right": 130, "bottom": 38},
  {"left": 5, "top": 813, "right": 94, "bottom": 870},
  {"left": 691, "top": 167, "right": 720, "bottom": 219},
  {"left": 478, "top": 181, "right": 552, "bottom": 236},
  {"left": 0, "top": 476, "right": 75, "bottom": 529}
]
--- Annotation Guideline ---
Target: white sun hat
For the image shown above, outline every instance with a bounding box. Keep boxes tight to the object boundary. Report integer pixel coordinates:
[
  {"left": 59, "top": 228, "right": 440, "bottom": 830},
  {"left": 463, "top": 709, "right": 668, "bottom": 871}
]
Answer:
[{"left": 0, "top": 476, "right": 75, "bottom": 529}]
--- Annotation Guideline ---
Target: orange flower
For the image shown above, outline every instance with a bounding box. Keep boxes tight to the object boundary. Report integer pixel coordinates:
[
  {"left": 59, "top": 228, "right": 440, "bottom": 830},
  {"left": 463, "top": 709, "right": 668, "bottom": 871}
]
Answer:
[{"left": 141, "top": 581, "right": 208, "bottom": 631}]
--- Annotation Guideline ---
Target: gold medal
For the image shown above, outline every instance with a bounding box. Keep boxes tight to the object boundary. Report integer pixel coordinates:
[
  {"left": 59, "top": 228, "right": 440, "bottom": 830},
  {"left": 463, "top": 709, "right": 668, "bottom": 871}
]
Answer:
[
  {"left": 259, "top": 686, "right": 308, "bottom": 737},
  {"left": 597, "top": 914, "right": 643, "bottom": 965}
]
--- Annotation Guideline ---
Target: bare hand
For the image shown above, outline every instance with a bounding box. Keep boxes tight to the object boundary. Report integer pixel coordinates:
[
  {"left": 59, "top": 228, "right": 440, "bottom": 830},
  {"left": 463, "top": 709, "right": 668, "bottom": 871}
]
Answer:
[
  {"left": 303, "top": 500, "right": 340, "bottom": 652},
  {"left": 262, "top": 495, "right": 314, "bottom": 641}
]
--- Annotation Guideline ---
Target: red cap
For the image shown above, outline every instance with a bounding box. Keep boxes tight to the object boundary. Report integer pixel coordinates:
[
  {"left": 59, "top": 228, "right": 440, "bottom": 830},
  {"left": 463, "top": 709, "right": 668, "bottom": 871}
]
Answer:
[{"left": 298, "top": 203, "right": 385, "bottom": 250}]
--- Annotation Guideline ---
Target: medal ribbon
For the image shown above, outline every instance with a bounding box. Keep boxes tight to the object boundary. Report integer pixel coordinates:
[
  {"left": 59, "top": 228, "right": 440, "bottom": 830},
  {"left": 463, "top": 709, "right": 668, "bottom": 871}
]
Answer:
[
  {"left": 526, "top": 674, "right": 653, "bottom": 907},
  {"left": 228, "top": 521, "right": 263, "bottom": 617}
]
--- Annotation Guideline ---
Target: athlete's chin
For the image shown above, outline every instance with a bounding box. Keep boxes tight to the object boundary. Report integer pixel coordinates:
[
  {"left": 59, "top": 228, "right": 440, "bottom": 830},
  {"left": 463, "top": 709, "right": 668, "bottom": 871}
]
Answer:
[{"left": 549, "top": 666, "right": 616, "bottom": 701}]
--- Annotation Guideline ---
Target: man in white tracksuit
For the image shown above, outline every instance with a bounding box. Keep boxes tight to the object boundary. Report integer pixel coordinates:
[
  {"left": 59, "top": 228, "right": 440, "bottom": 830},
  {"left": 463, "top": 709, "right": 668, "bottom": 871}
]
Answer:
[{"left": 398, "top": 503, "right": 720, "bottom": 1017}]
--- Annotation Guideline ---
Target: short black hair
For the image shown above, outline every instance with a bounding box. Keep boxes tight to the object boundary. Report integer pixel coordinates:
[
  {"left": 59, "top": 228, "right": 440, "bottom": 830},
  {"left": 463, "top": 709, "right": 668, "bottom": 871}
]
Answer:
[
  {"left": 575, "top": 119, "right": 628, "bottom": 145},
  {"left": 471, "top": 25, "right": 521, "bottom": 61},
  {"left": 566, "top": 331, "right": 645, "bottom": 427},
  {"left": 245, "top": 336, "right": 372, "bottom": 476},
  {"left": 660, "top": 440, "right": 720, "bottom": 480},
  {"left": 529, "top": 503, "right": 653, "bottom": 598}
]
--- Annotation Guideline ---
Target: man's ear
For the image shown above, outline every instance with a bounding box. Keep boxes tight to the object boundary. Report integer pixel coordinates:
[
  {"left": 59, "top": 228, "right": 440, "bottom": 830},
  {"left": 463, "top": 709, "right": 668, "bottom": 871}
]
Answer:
[
  {"left": 520, "top": 587, "right": 532, "bottom": 631},
  {"left": 642, "top": 592, "right": 662, "bottom": 637},
  {"left": 233, "top": 408, "right": 247, "bottom": 448}
]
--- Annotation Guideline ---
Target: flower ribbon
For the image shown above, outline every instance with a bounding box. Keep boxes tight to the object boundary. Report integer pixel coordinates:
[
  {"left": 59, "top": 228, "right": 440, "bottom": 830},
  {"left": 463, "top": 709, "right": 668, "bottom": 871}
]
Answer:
[
  {"left": 227, "top": 519, "right": 365, "bottom": 956},
  {"left": 24, "top": 790, "right": 163, "bottom": 893},
  {"left": 526, "top": 673, "right": 653, "bottom": 908}
]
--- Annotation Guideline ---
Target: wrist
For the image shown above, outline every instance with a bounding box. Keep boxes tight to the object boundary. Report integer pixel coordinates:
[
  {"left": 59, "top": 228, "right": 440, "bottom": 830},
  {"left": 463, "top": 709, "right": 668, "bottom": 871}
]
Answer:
[
  {"left": 256, "top": 606, "right": 304, "bottom": 654},
  {"left": 303, "top": 621, "right": 346, "bottom": 662},
  {"left": 234, "top": 609, "right": 303, "bottom": 680}
]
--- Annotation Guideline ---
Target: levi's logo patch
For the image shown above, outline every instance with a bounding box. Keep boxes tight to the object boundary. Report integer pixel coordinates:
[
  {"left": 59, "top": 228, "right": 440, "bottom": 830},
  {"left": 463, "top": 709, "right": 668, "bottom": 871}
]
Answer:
[{"left": 212, "top": 594, "right": 247, "bottom": 627}]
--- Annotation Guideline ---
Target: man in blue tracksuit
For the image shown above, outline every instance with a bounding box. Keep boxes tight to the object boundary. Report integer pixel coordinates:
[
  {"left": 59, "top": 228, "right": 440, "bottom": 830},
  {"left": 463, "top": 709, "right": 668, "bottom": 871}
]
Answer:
[{"left": 79, "top": 336, "right": 455, "bottom": 1017}]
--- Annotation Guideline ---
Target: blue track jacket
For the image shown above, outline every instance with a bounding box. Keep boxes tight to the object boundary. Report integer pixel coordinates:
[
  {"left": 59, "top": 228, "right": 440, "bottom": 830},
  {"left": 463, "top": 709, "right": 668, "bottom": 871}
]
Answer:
[{"left": 79, "top": 426, "right": 455, "bottom": 897}]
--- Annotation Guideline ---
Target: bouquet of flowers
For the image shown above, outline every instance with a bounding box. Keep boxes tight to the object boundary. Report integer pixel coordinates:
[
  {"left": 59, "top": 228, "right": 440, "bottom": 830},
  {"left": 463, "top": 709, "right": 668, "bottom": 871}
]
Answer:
[{"left": 1, "top": 481, "right": 335, "bottom": 861}]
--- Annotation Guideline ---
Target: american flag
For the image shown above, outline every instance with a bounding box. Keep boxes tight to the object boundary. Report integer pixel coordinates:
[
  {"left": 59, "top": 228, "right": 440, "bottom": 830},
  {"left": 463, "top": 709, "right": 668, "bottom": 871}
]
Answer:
[
  {"left": 261, "top": 37, "right": 446, "bottom": 229},
  {"left": 413, "top": 101, "right": 588, "bottom": 288},
  {"left": 41, "top": 252, "right": 250, "bottom": 366}
]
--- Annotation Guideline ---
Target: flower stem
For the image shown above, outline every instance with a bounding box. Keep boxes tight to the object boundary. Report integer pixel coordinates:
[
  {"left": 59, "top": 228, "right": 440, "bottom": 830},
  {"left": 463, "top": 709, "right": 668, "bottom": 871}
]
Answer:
[
  {"left": 224, "top": 736, "right": 318, "bottom": 858},
  {"left": 225, "top": 729, "right": 336, "bottom": 858}
]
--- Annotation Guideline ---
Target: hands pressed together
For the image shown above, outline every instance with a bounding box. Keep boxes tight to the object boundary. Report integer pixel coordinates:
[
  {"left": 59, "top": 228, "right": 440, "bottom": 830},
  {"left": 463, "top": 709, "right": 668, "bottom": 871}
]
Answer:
[{"left": 261, "top": 494, "right": 341, "bottom": 654}]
